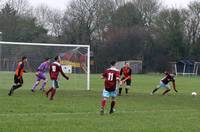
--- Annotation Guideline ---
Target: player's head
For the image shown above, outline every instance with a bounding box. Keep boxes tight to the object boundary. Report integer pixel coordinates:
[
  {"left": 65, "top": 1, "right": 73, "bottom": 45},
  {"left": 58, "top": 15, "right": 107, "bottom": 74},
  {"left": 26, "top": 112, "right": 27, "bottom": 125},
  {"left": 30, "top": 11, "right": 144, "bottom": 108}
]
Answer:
[
  {"left": 45, "top": 57, "right": 51, "bottom": 63},
  {"left": 125, "top": 62, "right": 129, "bottom": 67},
  {"left": 55, "top": 56, "right": 61, "bottom": 62},
  {"left": 110, "top": 61, "right": 116, "bottom": 67},
  {"left": 164, "top": 71, "right": 169, "bottom": 75},
  {"left": 22, "top": 56, "right": 27, "bottom": 63},
  {"left": 170, "top": 73, "right": 176, "bottom": 77}
]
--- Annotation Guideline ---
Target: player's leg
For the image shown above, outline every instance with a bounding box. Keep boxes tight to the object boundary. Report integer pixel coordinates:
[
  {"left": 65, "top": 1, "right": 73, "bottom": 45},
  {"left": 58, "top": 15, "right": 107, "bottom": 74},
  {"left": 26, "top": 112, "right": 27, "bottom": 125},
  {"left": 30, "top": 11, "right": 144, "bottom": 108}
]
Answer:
[
  {"left": 151, "top": 87, "right": 159, "bottom": 94},
  {"left": 100, "top": 97, "right": 107, "bottom": 115},
  {"left": 31, "top": 78, "right": 40, "bottom": 92},
  {"left": 125, "top": 80, "right": 131, "bottom": 95},
  {"left": 46, "top": 80, "right": 54, "bottom": 97},
  {"left": 13, "top": 77, "right": 23, "bottom": 91},
  {"left": 109, "top": 90, "right": 117, "bottom": 114},
  {"left": 40, "top": 78, "right": 47, "bottom": 91},
  {"left": 50, "top": 80, "right": 59, "bottom": 100},
  {"left": 162, "top": 85, "right": 171, "bottom": 95},
  {"left": 8, "top": 75, "right": 23, "bottom": 96},
  {"left": 39, "top": 73, "right": 47, "bottom": 91},
  {"left": 110, "top": 97, "right": 116, "bottom": 114},
  {"left": 151, "top": 81, "right": 165, "bottom": 95},
  {"left": 100, "top": 89, "right": 109, "bottom": 115},
  {"left": 118, "top": 87, "right": 122, "bottom": 96},
  {"left": 46, "top": 87, "right": 53, "bottom": 97},
  {"left": 118, "top": 77, "right": 124, "bottom": 96}
]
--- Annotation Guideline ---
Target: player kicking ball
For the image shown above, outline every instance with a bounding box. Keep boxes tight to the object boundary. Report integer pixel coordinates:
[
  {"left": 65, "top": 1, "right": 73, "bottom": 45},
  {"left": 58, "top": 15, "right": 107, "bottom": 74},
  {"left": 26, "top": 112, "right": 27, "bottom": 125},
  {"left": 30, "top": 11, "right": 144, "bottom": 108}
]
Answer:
[
  {"left": 118, "top": 62, "right": 132, "bottom": 96},
  {"left": 100, "top": 61, "right": 121, "bottom": 115},
  {"left": 45, "top": 56, "right": 69, "bottom": 100},
  {"left": 8, "top": 56, "right": 27, "bottom": 96},
  {"left": 31, "top": 57, "right": 51, "bottom": 92},
  {"left": 151, "top": 72, "right": 178, "bottom": 95}
]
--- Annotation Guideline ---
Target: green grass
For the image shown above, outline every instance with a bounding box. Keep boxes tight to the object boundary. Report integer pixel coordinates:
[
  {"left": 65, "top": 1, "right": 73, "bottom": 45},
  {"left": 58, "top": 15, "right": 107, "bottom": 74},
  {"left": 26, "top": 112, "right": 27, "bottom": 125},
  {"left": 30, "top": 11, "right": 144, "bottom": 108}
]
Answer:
[{"left": 0, "top": 72, "right": 200, "bottom": 132}]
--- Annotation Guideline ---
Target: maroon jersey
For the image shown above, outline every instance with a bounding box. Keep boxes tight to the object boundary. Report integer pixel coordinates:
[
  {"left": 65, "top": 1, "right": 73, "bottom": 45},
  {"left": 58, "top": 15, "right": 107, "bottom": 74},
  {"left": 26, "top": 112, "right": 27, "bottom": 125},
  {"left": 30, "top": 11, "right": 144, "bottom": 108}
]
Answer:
[
  {"left": 49, "top": 62, "right": 62, "bottom": 80},
  {"left": 120, "top": 67, "right": 132, "bottom": 80},
  {"left": 161, "top": 74, "right": 175, "bottom": 85},
  {"left": 102, "top": 67, "right": 120, "bottom": 91}
]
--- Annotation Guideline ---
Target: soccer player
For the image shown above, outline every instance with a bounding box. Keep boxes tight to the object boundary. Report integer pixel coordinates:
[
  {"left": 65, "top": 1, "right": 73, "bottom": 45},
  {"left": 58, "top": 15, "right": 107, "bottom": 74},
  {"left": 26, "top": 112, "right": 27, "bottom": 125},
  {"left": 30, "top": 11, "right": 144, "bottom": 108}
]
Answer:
[
  {"left": 31, "top": 57, "right": 51, "bottom": 92},
  {"left": 8, "top": 56, "right": 27, "bottom": 96},
  {"left": 151, "top": 72, "right": 178, "bottom": 95},
  {"left": 100, "top": 61, "right": 120, "bottom": 115},
  {"left": 118, "top": 62, "right": 132, "bottom": 95},
  {"left": 45, "top": 56, "right": 69, "bottom": 100}
]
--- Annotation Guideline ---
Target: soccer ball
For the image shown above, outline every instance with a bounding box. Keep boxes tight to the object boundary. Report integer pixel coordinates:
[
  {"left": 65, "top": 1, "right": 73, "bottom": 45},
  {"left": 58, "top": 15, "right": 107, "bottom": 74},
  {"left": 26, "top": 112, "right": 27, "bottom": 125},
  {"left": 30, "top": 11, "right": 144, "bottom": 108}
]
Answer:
[{"left": 192, "top": 92, "right": 197, "bottom": 96}]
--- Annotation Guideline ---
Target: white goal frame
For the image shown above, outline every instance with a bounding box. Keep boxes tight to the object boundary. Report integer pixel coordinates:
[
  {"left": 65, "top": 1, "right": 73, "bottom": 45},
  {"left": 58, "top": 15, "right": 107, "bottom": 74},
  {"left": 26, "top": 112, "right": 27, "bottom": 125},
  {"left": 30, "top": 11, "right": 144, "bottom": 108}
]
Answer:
[{"left": 0, "top": 41, "right": 90, "bottom": 90}]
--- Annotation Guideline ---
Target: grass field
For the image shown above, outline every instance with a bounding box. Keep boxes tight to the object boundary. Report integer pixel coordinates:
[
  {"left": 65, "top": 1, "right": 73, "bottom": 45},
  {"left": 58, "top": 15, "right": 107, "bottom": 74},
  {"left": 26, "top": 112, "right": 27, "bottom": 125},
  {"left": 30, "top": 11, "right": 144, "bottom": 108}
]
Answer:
[{"left": 0, "top": 72, "right": 200, "bottom": 132}]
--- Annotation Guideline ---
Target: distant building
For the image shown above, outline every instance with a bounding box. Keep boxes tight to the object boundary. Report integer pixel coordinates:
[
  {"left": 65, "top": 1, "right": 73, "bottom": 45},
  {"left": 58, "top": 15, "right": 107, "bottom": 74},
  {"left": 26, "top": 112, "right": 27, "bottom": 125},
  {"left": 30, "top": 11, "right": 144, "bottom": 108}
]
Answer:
[{"left": 171, "top": 60, "right": 200, "bottom": 76}]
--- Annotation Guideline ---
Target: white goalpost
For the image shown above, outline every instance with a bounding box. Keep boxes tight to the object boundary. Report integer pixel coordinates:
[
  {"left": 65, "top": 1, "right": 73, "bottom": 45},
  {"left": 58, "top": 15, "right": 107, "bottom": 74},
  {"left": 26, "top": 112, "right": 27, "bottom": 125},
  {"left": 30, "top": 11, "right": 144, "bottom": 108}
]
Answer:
[{"left": 0, "top": 41, "right": 90, "bottom": 90}]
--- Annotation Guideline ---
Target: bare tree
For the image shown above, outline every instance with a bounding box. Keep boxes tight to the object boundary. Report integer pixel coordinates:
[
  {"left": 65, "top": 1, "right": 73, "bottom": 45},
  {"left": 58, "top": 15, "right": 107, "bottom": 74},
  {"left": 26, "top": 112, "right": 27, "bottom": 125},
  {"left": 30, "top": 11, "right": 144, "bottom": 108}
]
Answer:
[
  {"left": 6, "top": 0, "right": 33, "bottom": 16},
  {"left": 34, "top": 4, "right": 64, "bottom": 36},
  {"left": 62, "top": 0, "right": 115, "bottom": 44},
  {"left": 132, "top": 0, "right": 161, "bottom": 26},
  {"left": 184, "top": 1, "right": 200, "bottom": 45},
  {"left": 114, "top": 0, "right": 126, "bottom": 7}
]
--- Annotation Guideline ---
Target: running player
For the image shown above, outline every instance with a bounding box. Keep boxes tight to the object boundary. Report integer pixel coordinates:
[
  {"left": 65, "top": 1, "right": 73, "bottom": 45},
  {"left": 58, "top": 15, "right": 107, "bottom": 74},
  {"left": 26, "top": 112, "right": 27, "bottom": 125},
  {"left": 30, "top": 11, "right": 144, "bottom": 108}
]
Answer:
[
  {"left": 8, "top": 56, "right": 27, "bottom": 96},
  {"left": 100, "top": 61, "right": 120, "bottom": 115},
  {"left": 31, "top": 57, "right": 51, "bottom": 92},
  {"left": 118, "top": 62, "right": 132, "bottom": 95},
  {"left": 45, "top": 56, "right": 69, "bottom": 100},
  {"left": 151, "top": 72, "right": 178, "bottom": 95}
]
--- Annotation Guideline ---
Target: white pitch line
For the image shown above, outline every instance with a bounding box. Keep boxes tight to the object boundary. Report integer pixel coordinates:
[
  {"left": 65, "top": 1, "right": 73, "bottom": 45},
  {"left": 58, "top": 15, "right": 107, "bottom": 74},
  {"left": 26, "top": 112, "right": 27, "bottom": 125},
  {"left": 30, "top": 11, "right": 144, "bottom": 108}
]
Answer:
[{"left": 0, "top": 109, "right": 197, "bottom": 117}]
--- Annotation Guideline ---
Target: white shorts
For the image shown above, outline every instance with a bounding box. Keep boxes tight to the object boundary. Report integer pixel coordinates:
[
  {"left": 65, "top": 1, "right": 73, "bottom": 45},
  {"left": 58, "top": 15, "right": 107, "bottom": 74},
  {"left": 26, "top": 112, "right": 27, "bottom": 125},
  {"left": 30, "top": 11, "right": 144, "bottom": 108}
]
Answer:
[
  {"left": 158, "top": 81, "right": 170, "bottom": 89},
  {"left": 52, "top": 80, "right": 59, "bottom": 88},
  {"left": 102, "top": 89, "right": 117, "bottom": 98}
]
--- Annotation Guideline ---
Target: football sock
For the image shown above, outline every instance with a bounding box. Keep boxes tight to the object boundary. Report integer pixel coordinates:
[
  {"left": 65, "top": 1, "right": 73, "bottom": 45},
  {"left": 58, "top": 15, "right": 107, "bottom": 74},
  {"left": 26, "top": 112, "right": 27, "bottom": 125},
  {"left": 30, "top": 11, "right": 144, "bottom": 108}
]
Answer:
[
  {"left": 110, "top": 101, "right": 115, "bottom": 111},
  {"left": 125, "top": 88, "right": 128, "bottom": 94},
  {"left": 119, "top": 88, "right": 122, "bottom": 95},
  {"left": 101, "top": 99, "right": 106, "bottom": 109},
  {"left": 50, "top": 89, "right": 56, "bottom": 100},
  {"left": 8, "top": 86, "right": 14, "bottom": 96},
  {"left": 32, "top": 81, "right": 39, "bottom": 91},
  {"left": 162, "top": 89, "right": 170, "bottom": 95},
  {"left": 8, "top": 85, "right": 22, "bottom": 96},
  {"left": 46, "top": 88, "right": 53, "bottom": 96},
  {"left": 152, "top": 88, "right": 158, "bottom": 93}
]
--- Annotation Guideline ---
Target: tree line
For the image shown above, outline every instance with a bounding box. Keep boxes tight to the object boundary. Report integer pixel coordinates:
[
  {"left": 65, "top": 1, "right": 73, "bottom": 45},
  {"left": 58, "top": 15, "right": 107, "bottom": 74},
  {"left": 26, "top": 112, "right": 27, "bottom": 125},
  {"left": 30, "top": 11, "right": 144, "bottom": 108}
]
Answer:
[{"left": 0, "top": 0, "right": 200, "bottom": 72}]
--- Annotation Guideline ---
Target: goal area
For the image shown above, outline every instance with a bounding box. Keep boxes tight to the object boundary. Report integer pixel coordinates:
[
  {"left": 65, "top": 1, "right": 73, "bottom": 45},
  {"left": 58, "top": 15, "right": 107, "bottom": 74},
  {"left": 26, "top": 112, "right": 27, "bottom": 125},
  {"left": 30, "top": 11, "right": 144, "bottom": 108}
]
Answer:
[{"left": 0, "top": 41, "right": 90, "bottom": 91}]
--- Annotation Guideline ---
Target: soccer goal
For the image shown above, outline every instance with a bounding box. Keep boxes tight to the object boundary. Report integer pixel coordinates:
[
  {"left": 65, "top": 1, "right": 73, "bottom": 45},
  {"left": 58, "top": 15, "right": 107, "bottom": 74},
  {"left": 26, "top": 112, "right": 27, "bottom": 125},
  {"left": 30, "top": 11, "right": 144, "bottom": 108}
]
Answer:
[{"left": 0, "top": 41, "right": 90, "bottom": 90}]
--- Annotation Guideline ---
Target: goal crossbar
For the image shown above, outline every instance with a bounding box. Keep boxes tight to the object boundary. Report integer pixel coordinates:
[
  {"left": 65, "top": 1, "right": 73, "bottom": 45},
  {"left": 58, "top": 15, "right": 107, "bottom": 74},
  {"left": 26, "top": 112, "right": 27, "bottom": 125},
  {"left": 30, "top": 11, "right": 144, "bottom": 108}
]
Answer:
[{"left": 0, "top": 41, "right": 90, "bottom": 90}]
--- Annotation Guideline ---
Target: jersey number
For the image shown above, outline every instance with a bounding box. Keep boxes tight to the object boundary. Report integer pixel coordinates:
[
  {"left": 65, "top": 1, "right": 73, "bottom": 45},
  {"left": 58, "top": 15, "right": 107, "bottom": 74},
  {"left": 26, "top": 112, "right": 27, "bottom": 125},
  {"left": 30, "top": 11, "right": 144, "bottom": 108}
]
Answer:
[
  {"left": 108, "top": 73, "right": 114, "bottom": 81},
  {"left": 52, "top": 66, "right": 56, "bottom": 72}
]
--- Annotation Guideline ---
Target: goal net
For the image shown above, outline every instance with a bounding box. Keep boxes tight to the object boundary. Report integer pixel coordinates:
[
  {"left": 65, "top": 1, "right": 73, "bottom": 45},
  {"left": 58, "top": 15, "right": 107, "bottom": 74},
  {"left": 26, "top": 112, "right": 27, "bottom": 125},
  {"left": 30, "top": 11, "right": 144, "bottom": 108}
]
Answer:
[{"left": 0, "top": 41, "right": 90, "bottom": 91}]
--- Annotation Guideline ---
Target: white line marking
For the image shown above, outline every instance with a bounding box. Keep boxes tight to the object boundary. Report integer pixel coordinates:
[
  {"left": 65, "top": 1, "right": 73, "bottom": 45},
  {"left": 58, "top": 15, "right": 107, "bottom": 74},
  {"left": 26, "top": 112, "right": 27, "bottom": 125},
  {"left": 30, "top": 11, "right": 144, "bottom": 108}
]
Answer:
[{"left": 0, "top": 109, "right": 197, "bottom": 117}]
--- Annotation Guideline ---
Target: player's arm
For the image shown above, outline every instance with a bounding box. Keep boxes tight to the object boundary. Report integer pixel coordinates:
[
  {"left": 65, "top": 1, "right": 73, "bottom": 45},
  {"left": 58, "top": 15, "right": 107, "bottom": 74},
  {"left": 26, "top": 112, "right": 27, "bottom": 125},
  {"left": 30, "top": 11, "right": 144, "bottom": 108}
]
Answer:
[
  {"left": 60, "top": 67, "right": 69, "bottom": 80},
  {"left": 116, "top": 72, "right": 123, "bottom": 85},
  {"left": 122, "top": 68, "right": 132, "bottom": 82}
]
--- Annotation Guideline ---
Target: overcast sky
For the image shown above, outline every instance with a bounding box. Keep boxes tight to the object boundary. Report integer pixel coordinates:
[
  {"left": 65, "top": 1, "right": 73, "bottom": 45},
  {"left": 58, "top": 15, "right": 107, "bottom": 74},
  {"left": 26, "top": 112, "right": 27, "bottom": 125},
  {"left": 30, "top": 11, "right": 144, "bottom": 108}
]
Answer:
[{"left": 28, "top": 0, "right": 194, "bottom": 10}]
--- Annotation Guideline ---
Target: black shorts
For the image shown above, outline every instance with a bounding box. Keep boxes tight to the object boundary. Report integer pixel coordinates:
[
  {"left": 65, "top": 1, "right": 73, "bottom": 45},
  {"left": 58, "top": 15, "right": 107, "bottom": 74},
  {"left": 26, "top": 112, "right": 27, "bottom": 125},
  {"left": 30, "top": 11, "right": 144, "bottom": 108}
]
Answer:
[
  {"left": 14, "top": 75, "right": 23, "bottom": 84},
  {"left": 122, "top": 77, "right": 131, "bottom": 86}
]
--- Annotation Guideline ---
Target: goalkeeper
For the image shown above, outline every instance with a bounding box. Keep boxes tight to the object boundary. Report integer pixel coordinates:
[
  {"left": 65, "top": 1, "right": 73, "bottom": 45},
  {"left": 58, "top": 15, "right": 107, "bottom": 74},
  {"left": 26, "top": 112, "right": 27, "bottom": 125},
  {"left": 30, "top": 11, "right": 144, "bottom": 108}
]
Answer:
[{"left": 8, "top": 56, "right": 27, "bottom": 96}]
